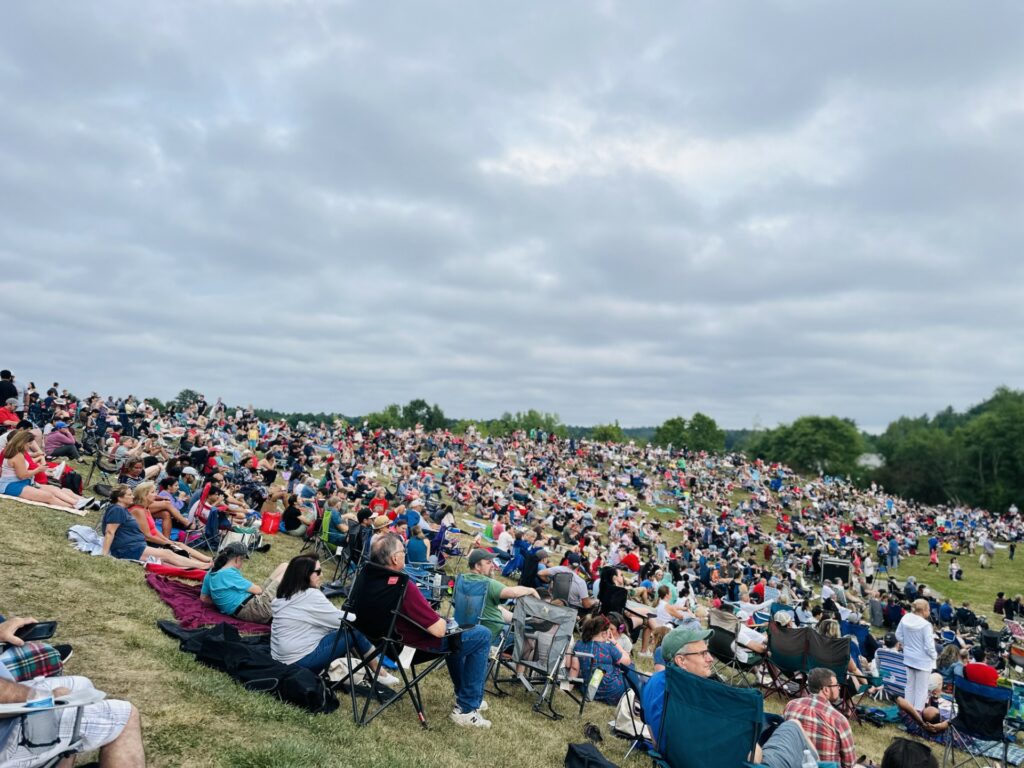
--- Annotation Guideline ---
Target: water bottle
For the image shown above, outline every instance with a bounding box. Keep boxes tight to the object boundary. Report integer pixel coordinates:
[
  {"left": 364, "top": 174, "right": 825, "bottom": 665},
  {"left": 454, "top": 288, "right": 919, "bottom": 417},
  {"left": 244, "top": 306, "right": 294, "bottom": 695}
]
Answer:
[
  {"left": 22, "top": 681, "right": 59, "bottom": 754},
  {"left": 801, "top": 749, "right": 816, "bottom": 768},
  {"left": 586, "top": 668, "right": 605, "bottom": 700},
  {"left": 432, "top": 573, "right": 442, "bottom": 599}
]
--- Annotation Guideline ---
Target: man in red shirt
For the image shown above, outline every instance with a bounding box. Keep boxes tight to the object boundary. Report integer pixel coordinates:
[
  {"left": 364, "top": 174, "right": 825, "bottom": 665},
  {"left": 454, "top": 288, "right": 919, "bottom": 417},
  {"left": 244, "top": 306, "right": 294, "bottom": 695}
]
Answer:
[
  {"left": 369, "top": 534, "right": 493, "bottom": 728},
  {"left": 783, "top": 667, "right": 858, "bottom": 768}
]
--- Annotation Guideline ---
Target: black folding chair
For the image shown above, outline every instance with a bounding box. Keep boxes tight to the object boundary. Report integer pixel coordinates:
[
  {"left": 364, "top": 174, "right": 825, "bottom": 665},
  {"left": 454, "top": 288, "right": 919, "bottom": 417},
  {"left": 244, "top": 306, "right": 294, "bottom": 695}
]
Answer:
[
  {"left": 707, "top": 608, "right": 765, "bottom": 688},
  {"left": 332, "top": 561, "right": 459, "bottom": 728},
  {"left": 942, "top": 674, "right": 1013, "bottom": 768}
]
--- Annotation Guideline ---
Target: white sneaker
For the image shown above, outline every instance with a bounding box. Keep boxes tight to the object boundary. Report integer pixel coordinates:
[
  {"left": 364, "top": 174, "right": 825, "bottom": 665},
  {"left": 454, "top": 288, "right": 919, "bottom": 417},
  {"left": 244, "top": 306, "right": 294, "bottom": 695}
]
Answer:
[
  {"left": 376, "top": 671, "right": 400, "bottom": 687},
  {"left": 477, "top": 699, "right": 489, "bottom": 712},
  {"left": 450, "top": 709, "right": 491, "bottom": 728}
]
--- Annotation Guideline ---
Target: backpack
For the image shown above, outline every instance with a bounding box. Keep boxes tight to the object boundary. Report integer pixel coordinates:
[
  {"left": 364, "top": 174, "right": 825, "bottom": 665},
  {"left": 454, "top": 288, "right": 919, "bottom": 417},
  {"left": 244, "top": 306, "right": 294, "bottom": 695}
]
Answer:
[
  {"left": 613, "top": 688, "right": 651, "bottom": 741},
  {"left": 564, "top": 743, "right": 619, "bottom": 768}
]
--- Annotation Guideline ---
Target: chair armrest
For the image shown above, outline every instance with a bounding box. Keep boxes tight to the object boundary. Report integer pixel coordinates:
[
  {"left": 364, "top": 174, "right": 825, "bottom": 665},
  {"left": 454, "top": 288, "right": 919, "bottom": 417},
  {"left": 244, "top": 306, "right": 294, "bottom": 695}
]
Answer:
[{"left": 0, "top": 687, "right": 106, "bottom": 715}]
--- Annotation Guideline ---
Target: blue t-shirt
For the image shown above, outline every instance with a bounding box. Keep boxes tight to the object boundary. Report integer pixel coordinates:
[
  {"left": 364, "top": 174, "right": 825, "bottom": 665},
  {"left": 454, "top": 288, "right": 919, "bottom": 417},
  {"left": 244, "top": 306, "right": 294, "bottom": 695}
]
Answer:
[
  {"left": 574, "top": 640, "right": 625, "bottom": 703},
  {"left": 200, "top": 567, "right": 253, "bottom": 615},
  {"left": 102, "top": 504, "right": 147, "bottom": 560},
  {"left": 641, "top": 669, "right": 667, "bottom": 747},
  {"left": 406, "top": 537, "right": 428, "bottom": 564}
]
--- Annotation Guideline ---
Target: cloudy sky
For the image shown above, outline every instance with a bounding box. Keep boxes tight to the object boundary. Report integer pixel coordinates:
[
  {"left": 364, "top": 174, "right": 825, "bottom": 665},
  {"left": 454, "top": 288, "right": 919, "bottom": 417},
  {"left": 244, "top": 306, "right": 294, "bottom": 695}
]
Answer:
[{"left": 2, "top": 2, "right": 1022, "bottom": 430}]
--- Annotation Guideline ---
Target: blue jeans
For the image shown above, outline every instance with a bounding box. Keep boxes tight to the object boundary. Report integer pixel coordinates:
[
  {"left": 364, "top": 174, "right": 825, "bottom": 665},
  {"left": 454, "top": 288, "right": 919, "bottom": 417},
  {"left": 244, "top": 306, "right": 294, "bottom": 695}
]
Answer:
[
  {"left": 297, "top": 628, "right": 373, "bottom": 673},
  {"left": 443, "top": 624, "right": 491, "bottom": 714}
]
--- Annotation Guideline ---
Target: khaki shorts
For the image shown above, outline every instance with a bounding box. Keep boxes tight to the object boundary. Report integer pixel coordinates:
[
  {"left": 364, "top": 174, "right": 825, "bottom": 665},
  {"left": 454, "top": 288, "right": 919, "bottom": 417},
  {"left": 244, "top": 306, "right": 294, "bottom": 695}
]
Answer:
[{"left": 236, "top": 577, "right": 280, "bottom": 624}]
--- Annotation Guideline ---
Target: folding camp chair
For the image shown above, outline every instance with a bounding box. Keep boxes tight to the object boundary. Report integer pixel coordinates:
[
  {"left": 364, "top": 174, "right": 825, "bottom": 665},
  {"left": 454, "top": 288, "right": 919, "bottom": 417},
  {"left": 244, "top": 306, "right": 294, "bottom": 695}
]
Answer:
[
  {"left": 404, "top": 562, "right": 446, "bottom": 609},
  {"left": 548, "top": 571, "right": 575, "bottom": 605},
  {"left": 0, "top": 687, "right": 108, "bottom": 768},
  {"left": 708, "top": 608, "right": 765, "bottom": 688},
  {"left": 332, "top": 562, "right": 460, "bottom": 728},
  {"left": 875, "top": 648, "right": 909, "bottom": 701},
  {"left": 806, "top": 632, "right": 869, "bottom": 722},
  {"left": 763, "top": 623, "right": 810, "bottom": 700},
  {"left": 451, "top": 573, "right": 512, "bottom": 697},
  {"left": 491, "top": 596, "right": 579, "bottom": 720},
  {"left": 942, "top": 674, "right": 1014, "bottom": 768},
  {"left": 652, "top": 666, "right": 763, "bottom": 768}
]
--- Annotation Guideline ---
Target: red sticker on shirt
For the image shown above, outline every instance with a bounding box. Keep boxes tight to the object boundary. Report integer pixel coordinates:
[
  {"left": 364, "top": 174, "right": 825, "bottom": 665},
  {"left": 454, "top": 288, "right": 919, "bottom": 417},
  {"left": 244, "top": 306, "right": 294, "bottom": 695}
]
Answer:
[{"left": 388, "top": 577, "right": 399, "bottom": 585}]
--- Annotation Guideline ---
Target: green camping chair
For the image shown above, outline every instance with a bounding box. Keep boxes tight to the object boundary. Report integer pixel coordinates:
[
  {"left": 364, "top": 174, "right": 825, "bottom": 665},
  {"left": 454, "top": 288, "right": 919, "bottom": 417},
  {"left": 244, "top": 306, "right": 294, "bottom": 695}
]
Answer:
[
  {"left": 652, "top": 666, "right": 763, "bottom": 768},
  {"left": 763, "top": 623, "right": 810, "bottom": 700}
]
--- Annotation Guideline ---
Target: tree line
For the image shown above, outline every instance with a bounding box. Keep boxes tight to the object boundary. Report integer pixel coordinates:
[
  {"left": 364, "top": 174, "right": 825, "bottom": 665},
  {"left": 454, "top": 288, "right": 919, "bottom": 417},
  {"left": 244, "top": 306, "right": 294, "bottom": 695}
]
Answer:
[{"left": 156, "top": 386, "right": 1023, "bottom": 511}]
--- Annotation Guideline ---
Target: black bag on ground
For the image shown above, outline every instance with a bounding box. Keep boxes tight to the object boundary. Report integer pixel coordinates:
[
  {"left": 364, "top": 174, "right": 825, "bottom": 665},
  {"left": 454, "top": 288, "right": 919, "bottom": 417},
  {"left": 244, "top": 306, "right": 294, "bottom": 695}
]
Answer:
[
  {"left": 161, "top": 621, "right": 339, "bottom": 714},
  {"left": 564, "top": 743, "right": 619, "bottom": 768}
]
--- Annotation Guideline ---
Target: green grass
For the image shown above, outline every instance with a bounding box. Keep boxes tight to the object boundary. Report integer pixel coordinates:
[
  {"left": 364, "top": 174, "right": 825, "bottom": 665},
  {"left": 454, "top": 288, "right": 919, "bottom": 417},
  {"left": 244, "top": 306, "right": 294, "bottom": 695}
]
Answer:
[{"left": 4, "top": 487, "right": 1022, "bottom": 766}]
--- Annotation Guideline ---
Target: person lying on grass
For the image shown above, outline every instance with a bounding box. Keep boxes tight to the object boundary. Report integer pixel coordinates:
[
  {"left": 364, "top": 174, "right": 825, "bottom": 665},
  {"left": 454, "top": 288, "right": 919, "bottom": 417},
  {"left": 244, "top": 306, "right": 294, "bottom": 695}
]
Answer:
[
  {"left": 0, "top": 430, "right": 91, "bottom": 509},
  {"left": 200, "top": 543, "right": 287, "bottom": 623},
  {"left": 126, "top": 482, "right": 211, "bottom": 566},
  {"left": 101, "top": 484, "right": 210, "bottom": 569}
]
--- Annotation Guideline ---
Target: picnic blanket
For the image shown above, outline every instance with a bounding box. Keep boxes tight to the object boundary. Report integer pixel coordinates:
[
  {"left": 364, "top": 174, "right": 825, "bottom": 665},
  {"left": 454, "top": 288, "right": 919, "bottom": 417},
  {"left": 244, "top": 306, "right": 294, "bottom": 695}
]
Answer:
[
  {"left": 963, "top": 738, "right": 1024, "bottom": 766},
  {"left": 3, "top": 495, "right": 89, "bottom": 516},
  {"left": 145, "top": 574, "right": 269, "bottom": 634}
]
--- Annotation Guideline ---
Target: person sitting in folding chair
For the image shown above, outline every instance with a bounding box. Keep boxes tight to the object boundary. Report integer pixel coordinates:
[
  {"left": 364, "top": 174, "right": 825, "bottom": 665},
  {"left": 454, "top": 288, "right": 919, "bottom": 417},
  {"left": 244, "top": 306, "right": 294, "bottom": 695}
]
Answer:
[
  {"left": 270, "top": 554, "right": 397, "bottom": 684},
  {"left": 537, "top": 561, "right": 598, "bottom": 614},
  {"left": 783, "top": 667, "right": 860, "bottom": 768},
  {"left": 0, "top": 651, "right": 145, "bottom": 767},
  {"left": 642, "top": 626, "right": 819, "bottom": 768},
  {"left": 370, "top": 534, "right": 494, "bottom": 728},
  {"left": 460, "top": 549, "right": 539, "bottom": 646}
]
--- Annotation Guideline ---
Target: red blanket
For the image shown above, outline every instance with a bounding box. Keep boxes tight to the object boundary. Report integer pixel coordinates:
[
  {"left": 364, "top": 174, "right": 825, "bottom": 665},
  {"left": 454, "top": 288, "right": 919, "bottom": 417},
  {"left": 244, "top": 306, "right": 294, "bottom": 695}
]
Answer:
[{"left": 145, "top": 574, "right": 270, "bottom": 635}]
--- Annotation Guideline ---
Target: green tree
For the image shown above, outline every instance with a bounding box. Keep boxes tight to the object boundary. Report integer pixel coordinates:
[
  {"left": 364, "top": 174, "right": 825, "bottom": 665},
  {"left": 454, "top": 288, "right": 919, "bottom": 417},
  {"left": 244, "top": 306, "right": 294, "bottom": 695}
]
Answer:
[
  {"left": 748, "top": 416, "right": 864, "bottom": 476},
  {"left": 590, "top": 421, "right": 625, "bottom": 443},
  {"left": 171, "top": 389, "right": 202, "bottom": 410},
  {"left": 684, "top": 412, "right": 726, "bottom": 452},
  {"left": 364, "top": 403, "right": 403, "bottom": 429},
  {"left": 652, "top": 417, "right": 688, "bottom": 447}
]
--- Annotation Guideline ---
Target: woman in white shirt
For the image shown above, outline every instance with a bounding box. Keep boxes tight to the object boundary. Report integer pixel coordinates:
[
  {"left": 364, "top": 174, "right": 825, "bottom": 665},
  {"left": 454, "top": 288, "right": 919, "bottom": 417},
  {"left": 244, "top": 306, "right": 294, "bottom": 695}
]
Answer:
[{"left": 270, "top": 554, "right": 395, "bottom": 683}]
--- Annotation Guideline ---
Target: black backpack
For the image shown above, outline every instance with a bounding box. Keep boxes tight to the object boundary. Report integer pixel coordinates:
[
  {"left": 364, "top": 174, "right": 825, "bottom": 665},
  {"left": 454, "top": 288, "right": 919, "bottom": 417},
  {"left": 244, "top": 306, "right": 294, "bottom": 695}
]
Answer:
[{"left": 564, "top": 743, "right": 619, "bottom": 768}]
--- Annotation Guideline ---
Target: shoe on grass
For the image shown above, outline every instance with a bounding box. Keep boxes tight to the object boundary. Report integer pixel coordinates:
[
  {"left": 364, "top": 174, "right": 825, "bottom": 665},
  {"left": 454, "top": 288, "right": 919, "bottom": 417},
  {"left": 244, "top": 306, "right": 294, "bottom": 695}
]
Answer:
[{"left": 450, "top": 709, "right": 491, "bottom": 728}]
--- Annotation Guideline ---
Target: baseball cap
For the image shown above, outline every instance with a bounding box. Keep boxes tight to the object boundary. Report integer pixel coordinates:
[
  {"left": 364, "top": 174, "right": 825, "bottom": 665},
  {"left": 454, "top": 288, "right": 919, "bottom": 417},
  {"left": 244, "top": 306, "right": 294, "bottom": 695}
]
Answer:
[
  {"left": 220, "top": 542, "right": 249, "bottom": 559},
  {"left": 661, "top": 626, "right": 713, "bottom": 665},
  {"left": 5, "top": 397, "right": 17, "bottom": 405},
  {"left": 182, "top": 467, "right": 200, "bottom": 477},
  {"left": 468, "top": 549, "right": 497, "bottom": 568},
  {"left": 54, "top": 421, "right": 68, "bottom": 429}
]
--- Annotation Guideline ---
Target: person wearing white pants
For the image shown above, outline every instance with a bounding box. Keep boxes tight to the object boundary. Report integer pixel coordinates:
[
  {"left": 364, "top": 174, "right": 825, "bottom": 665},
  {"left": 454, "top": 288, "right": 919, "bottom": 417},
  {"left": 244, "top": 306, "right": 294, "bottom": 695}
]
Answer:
[{"left": 896, "top": 598, "right": 937, "bottom": 711}]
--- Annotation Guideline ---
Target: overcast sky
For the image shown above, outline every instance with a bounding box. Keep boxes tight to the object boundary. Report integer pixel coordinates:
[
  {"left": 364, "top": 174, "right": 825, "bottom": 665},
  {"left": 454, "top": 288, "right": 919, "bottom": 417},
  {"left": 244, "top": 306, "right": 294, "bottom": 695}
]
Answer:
[{"left": 2, "top": 2, "right": 1022, "bottom": 430}]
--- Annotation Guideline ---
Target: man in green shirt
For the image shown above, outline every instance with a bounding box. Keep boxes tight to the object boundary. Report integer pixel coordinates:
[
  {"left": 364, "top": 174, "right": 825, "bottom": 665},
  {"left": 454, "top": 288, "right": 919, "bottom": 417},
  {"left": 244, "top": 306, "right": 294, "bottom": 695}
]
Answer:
[{"left": 462, "top": 549, "right": 540, "bottom": 642}]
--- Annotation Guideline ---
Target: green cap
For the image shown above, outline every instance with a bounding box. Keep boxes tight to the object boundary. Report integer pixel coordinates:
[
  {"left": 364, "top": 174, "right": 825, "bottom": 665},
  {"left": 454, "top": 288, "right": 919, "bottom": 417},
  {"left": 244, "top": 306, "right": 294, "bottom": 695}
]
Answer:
[{"left": 662, "top": 626, "right": 712, "bottom": 666}]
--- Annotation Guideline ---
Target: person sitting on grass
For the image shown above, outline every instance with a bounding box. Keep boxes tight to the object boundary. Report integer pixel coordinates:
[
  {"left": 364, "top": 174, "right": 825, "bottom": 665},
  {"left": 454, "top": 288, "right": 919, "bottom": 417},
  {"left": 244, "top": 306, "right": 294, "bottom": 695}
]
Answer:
[
  {"left": 200, "top": 543, "right": 287, "bottom": 623},
  {"left": 270, "top": 554, "right": 396, "bottom": 684},
  {"left": 100, "top": 484, "right": 210, "bottom": 569},
  {"left": 568, "top": 614, "right": 640, "bottom": 704},
  {"left": 281, "top": 493, "right": 315, "bottom": 537},
  {"left": 126, "top": 483, "right": 211, "bottom": 566},
  {"left": 0, "top": 430, "right": 90, "bottom": 509}
]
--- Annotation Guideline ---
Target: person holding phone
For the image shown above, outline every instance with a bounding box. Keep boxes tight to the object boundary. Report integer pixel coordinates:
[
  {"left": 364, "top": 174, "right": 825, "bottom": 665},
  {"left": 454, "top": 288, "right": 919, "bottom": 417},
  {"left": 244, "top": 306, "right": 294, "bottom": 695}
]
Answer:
[{"left": 0, "top": 615, "right": 70, "bottom": 682}]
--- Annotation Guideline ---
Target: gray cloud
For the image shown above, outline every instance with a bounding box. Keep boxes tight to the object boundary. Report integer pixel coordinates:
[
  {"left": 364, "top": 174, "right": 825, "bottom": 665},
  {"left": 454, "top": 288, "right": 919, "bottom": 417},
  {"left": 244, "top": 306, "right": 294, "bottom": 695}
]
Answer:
[{"left": 1, "top": 1, "right": 1022, "bottom": 431}]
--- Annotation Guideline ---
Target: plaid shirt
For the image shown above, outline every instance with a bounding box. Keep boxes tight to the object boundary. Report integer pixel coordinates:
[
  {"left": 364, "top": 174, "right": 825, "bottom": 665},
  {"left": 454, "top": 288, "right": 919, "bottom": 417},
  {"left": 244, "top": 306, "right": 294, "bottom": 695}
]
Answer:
[
  {"left": 0, "top": 642, "right": 64, "bottom": 682},
  {"left": 783, "top": 692, "right": 856, "bottom": 768}
]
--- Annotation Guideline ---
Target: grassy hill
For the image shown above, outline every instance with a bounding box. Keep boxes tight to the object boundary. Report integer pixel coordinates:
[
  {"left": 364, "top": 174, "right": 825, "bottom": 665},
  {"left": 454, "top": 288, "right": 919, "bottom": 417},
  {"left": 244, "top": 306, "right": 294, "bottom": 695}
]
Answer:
[{"left": 3, "top": 494, "right": 1021, "bottom": 765}]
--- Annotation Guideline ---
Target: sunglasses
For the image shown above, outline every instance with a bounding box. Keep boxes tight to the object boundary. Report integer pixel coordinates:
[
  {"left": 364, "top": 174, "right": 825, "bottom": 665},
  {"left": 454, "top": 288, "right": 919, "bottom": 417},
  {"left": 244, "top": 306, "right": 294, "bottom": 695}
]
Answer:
[{"left": 312, "top": 568, "right": 322, "bottom": 575}]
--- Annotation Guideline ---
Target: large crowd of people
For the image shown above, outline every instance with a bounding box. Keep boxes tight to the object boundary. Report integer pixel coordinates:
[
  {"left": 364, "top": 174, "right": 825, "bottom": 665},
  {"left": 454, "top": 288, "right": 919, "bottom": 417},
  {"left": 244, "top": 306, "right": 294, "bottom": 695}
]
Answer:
[{"left": 2, "top": 365, "right": 1023, "bottom": 767}]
